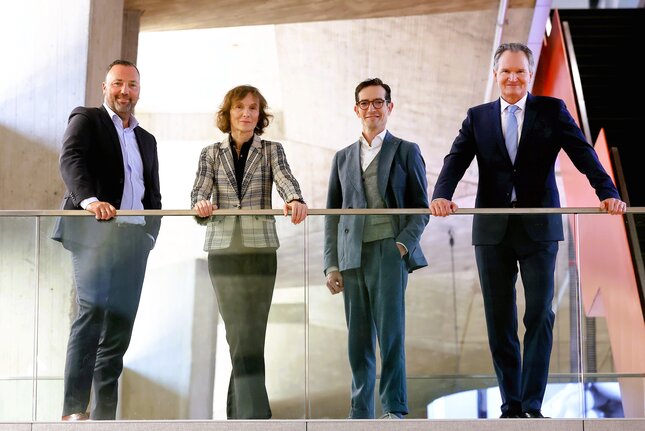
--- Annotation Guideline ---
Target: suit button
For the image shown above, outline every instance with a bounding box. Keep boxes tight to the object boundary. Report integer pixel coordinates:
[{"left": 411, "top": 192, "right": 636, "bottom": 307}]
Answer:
[{"left": 344, "top": 228, "right": 349, "bottom": 233}]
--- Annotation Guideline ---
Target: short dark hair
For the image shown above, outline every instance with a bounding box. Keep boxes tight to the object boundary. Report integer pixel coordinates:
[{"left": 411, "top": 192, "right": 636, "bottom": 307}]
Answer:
[
  {"left": 216, "top": 85, "right": 273, "bottom": 135},
  {"left": 493, "top": 43, "right": 535, "bottom": 73},
  {"left": 106, "top": 59, "right": 140, "bottom": 76},
  {"left": 354, "top": 78, "right": 392, "bottom": 103}
]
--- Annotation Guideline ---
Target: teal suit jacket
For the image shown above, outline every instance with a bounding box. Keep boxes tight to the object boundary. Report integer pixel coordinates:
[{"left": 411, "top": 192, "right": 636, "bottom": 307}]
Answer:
[{"left": 324, "top": 132, "right": 429, "bottom": 273}]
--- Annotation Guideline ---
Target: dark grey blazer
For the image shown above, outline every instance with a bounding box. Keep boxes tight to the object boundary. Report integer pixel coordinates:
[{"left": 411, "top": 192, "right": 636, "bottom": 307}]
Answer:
[{"left": 51, "top": 105, "right": 162, "bottom": 248}]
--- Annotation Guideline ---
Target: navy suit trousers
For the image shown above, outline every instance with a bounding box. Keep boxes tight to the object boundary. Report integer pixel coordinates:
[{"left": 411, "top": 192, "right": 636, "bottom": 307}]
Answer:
[
  {"left": 63, "top": 223, "right": 151, "bottom": 419},
  {"left": 475, "top": 216, "right": 558, "bottom": 415}
]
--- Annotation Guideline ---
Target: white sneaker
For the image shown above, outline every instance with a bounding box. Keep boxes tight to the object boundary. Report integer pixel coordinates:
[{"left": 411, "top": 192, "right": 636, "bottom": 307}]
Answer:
[{"left": 379, "top": 412, "right": 402, "bottom": 419}]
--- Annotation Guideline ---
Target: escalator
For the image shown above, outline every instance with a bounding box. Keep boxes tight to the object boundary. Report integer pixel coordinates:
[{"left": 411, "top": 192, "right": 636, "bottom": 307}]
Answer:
[{"left": 557, "top": 8, "right": 645, "bottom": 314}]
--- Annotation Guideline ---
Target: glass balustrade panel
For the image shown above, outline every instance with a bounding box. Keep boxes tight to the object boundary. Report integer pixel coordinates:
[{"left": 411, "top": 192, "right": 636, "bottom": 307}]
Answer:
[
  {"left": 0, "top": 217, "right": 38, "bottom": 421},
  {"left": 35, "top": 214, "right": 306, "bottom": 420},
  {"left": 1, "top": 210, "right": 641, "bottom": 421}
]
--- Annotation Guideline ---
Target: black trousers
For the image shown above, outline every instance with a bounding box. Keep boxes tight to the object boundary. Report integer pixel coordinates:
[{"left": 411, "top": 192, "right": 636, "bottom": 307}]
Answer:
[
  {"left": 475, "top": 216, "right": 558, "bottom": 415},
  {"left": 62, "top": 224, "right": 151, "bottom": 420},
  {"left": 208, "top": 243, "right": 277, "bottom": 419}
]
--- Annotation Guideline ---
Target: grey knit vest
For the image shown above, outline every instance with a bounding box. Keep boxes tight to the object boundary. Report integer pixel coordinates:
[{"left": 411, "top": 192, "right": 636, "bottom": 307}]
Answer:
[{"left": 362, "top": 153, "right": 394, "bottom": 243}]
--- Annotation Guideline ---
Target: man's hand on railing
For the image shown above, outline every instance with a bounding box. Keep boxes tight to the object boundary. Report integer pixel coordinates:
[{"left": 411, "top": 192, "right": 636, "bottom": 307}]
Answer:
[
  {"left": 430, "top": 198, "right": 458, "bottom": 217},
  {"left": 86, "top": 201, "right": 116, "bottom": 220},
  {"left": 193, "top": 199, "right": 217, "bottom": 218},
  {"left": 326, "top": 270, "right": 344, "bottom": 295},
  {"left": 600, "top": 198, "right": 627, "bottom": 215}
]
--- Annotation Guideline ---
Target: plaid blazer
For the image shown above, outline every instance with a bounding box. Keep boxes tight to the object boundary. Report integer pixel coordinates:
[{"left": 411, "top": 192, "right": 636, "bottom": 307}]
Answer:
[{"left": 191, "top": 134, "right": 304, "bottom": 250}]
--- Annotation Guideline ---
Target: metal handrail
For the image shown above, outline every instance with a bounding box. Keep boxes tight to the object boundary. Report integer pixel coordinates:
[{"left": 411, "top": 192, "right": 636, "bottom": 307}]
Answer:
[{"left": 0, "top": 207, "right": 643, "bottom": 216}]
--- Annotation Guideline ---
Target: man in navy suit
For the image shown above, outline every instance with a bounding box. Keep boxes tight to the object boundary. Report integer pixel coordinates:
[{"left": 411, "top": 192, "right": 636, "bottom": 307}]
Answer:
[
  {"left": 52, "top": 60, "right": 161, "bottom": 420},
  {"left": 430, "top": 43, "right": 625, "bottom": 418},
  {"left": 324, "top": 78, "right": 429, "bottom": 419}
]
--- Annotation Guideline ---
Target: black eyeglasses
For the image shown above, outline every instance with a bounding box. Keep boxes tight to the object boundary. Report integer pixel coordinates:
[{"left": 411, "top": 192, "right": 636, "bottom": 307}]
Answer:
[{"left": 356, "top": 98, "right": 389, "bottom": 110}]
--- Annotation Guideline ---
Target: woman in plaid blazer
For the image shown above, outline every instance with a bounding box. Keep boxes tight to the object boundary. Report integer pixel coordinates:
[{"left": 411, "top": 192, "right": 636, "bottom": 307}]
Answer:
[{"left": 191, "top": 85, "right": 307, "bottom": 419}]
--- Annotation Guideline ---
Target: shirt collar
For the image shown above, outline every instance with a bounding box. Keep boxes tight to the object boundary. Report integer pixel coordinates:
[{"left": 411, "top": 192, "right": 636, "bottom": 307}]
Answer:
[
  {"left": 229, "top": 133, "right": 255, "bottom": 149},
  {"left": 359, "top": 129, "right": 388, "bottom": 150},
  {"left": 500, "top": 93, "right": 528, "bottom": 113},
  {"left": 103, "top": 102, "right": 138, "bottom": 129}
]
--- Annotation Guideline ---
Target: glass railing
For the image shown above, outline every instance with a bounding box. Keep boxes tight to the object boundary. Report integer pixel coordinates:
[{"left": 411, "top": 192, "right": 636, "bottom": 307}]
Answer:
[{"left": 1, "top": 208, "right": 643, "bottom": 421}]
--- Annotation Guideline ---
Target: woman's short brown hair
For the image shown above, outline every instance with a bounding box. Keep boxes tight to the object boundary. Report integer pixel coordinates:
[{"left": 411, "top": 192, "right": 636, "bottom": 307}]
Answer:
[{"left": 216, "top": 85, "right": 273, "bottom": 135}]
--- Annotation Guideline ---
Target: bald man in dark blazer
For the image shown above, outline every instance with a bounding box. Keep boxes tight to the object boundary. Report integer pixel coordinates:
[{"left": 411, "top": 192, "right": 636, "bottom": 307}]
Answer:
[{"left": 52, "top": 60, "right": 161, "bottom": 421}]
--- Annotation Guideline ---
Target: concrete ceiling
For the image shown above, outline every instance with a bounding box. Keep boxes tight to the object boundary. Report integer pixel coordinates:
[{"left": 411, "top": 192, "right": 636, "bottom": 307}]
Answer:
[{"left": 125, "top": 0, "right": 536, "bottom": 31}]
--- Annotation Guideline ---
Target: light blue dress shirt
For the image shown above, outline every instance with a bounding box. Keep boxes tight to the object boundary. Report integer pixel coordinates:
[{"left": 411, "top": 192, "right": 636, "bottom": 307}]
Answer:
[{"left": 102, "top": 103, "right": 145, "bottom": 225}]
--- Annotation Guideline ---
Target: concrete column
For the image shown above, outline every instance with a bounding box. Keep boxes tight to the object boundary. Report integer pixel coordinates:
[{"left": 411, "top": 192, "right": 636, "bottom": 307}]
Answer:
[
  {"left": 122, "top": 10, "right": 143, "bottom": 64},
  {"left": 0, "top": 0, "right": 125, "bottom": 421},
  {"left": 0, "top": 0, "right": 123, "bottom": 210},
  {"left": 120, "top": 257, "right": 218, "bottom": 419},
  {"left": 85, "top": 0, "right": 124, "bottom": 107}
]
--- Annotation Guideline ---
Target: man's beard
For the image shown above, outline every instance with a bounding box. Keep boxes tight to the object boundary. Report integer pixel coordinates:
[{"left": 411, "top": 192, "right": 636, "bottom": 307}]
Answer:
[{"left": 110, "top": 97, "right": 134, "bottom": 115}]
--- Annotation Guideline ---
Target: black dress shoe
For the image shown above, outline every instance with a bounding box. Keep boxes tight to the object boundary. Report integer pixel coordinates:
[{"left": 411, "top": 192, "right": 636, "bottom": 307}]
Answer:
[
  {"left": 523, "top": 410, "right": 549, "bottom": 418},
  {"left": 500, "top": 411, "right": 524, "bottom": 418},
  {"left": 61, "top": 412, "right": 89, "bottom": 421}
]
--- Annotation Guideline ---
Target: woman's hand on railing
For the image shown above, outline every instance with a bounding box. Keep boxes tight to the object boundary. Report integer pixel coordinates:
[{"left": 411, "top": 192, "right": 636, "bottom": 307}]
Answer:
[
  {"left": 284, "top": 200, "right": 308, "bottom": 224},
  {"left": 193, "top": 200, "right": 217, "bottom": 218}
]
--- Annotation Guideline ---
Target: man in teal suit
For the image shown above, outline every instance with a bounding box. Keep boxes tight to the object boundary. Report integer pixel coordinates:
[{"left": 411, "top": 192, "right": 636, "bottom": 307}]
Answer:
[{"left": 324, "top": 78, "right": 429, "bottom": 419}]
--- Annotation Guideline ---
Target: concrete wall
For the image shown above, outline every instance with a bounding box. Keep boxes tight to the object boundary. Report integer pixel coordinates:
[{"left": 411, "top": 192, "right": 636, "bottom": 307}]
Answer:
[
  {"left": 2, "top": 1, "right": 621, "bottom": 422},
  {"left": 129, "top": 7, "right": 545, "bottom": 420},
  {"left": 0, "top": 0, "right": 124, "bottom": 210},
  {"left": 0, "top": 0, "right": 123, "bottom": 420}
]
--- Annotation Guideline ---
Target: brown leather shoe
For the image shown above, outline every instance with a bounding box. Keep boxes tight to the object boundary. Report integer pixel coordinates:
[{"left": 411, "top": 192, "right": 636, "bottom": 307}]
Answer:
[{"left": 61, "top": 412, "right": 89, "bottom": 421}]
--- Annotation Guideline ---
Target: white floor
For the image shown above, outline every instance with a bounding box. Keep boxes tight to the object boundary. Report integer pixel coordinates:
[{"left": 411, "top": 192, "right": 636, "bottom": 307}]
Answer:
[{"left": 3, "top": 418, "right": 645, "bottom": 431}]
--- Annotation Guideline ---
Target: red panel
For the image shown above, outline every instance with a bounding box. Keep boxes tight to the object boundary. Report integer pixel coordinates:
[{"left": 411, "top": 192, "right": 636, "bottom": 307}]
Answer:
[
  {"left": 533, "top": 10, "right": 580, "bottom": 125},
  {"left": 577, "top": 132, "right": 645, "bottom": 373},
  {"left": 532, "top": 10, "right": 645, "bottom": 382}
]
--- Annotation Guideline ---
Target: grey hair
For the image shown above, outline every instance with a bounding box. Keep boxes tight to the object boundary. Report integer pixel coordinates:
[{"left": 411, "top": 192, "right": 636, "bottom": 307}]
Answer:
[{"left": 493, "top": 43, "right": 535, "bottom": 73}]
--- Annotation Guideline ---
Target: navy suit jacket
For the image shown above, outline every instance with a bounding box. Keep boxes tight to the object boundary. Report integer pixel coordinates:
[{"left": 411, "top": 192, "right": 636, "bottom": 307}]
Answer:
[
  {"left": 432, "top": 93, "right": 620, "bottom": 245},
  {"left": 324, "top": 132, "right": 429, "bottom": 273},
  {"left": 52, "top": 106, "right": 162, "bottom": 249}
]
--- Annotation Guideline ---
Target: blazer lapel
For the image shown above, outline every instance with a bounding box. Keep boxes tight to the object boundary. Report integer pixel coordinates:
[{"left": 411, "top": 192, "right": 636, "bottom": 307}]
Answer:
[
  {"left": 345, "top": 141, "right": 364, "bottom": 195},
  {"left": 240, "top": 134, "right": 262, "bottom": 198},
  {"left": 218, "top": 135, "right": 239, "bottom": 194},
  {"left": 488, "top": 99, "right": 512, "bottom": 164},
  {"left": 99, "top": 106, "right": 125, "bottom": 168},
  {"left": 377, "top": 132, "right": 400, "bottom": 198}
]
